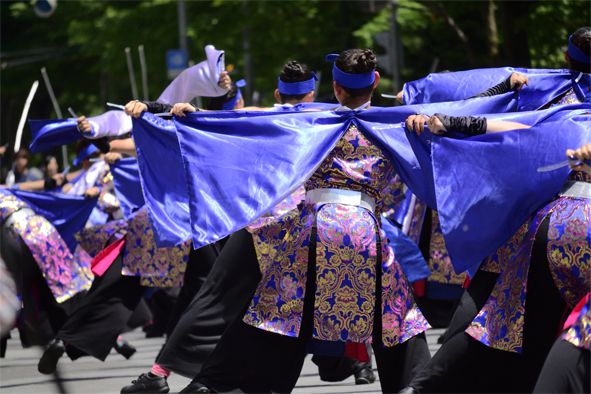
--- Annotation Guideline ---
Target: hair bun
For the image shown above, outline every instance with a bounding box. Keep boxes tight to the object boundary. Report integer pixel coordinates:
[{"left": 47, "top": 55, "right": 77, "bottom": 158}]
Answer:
[
  {"left": 280, "top": 60, "right": 311, "bottom": 83},
  {"left": 358, "top": 49, "right": 377, "bottom": 68}
]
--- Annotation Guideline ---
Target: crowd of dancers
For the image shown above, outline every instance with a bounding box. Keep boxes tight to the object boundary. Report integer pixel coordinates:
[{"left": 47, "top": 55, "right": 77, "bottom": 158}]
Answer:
[{"left": 0, "top": 26, "right": 590, "bottom": 394}]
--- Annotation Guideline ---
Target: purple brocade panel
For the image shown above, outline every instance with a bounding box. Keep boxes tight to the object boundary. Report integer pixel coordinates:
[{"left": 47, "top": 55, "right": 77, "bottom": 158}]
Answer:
[
  {"left": 244, "top": 125, "right": 429, "bottom": 346},
  {"left": 562, "top": 296, "right": 591, "bottom": 350},
  {"left": 0, "top": 193, "right": 27, "bottom": 218},
  {"left": 546, "top": 198, "right": 591, "bottom": 308},
  {"left": 121, "top": 208, "right": 191, "bottom": 288},
  {"left": 551, "top": 88, "right": 580, "bottom": 107},
  {"left": 1, "top": 195, "right": 92, "bottom": 303},
  {"left": 427, "top": 211, "right": 466, "bottom": 285},
  {"left": 314, "top": 203, "right": 378, "bottom": 342},
  {"left": 76, "top": 219, "right": 129, "bottom": 257},
  {"left": 467, "top": 194, "right": 591, "bottom": 353},
  {"left": 406, "top": 200, "right": 427, "bottom": 245}
]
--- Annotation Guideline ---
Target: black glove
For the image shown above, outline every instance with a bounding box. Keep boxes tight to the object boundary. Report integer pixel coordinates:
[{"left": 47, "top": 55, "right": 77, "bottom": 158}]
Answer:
[{"left": 433, "top": 113, "right": 487, "bottom": 136}]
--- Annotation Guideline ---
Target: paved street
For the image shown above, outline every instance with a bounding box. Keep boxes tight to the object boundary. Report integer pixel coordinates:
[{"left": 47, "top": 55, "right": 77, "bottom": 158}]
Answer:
[{"left": 0, "top": 328, "right": 444, "bottom": 394}]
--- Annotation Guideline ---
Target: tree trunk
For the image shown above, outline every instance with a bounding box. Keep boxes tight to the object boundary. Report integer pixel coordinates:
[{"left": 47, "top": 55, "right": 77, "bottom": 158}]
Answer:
[
  {"left": 420, "top": 1, "right": 476, "bottom": 67},
  {"left": 486, "top": 0, "right": 500, "bottom": 63},
  {"left": 499, "top": 0, "right": 532, "bottom": 67}
]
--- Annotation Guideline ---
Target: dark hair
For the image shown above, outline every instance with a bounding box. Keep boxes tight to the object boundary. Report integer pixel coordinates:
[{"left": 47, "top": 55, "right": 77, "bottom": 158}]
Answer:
[
  {"left": 44, "top": 155, "right": 57, "bottom": 167},
  {"left": 335, "top": 48, "right": 377, "bottom": 97},
  {"left": 14, "top": 148, "right": 29, "bottom": 161},
  {"left": 568, "top": 27, "right": 591, "bottom": 73},
  {"left": 279, "top": 60, "right": 313, "bottom": 103},
  {"left": 207, "top": 84, "right": 239, "bottom": 110}
]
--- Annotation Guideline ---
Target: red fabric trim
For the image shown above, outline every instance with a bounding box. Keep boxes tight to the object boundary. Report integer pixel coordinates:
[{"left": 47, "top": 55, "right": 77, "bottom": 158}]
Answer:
[
  {"left": 413, "top": 279, "right": 426, "bottom": 297},
  {"left": 462, "top": 276, "right": 471, "bottom": 289},
  {"left": 563, "top": 293, "right": 590, "bottom": 330},
  {"left": 91, "top": 238, "right": 126, "bottom": 277},
  {"left": 344, "top": 342, "right": 370, "bottom": 363}
]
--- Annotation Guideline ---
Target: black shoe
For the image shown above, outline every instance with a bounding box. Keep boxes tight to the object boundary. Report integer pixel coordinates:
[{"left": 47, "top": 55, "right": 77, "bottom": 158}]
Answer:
[
  {"left": 120, "top": 373, "right": 169, "bottom": 394},
  {"left": 114, "top": 339, "right": 137, "bottom": 359},
  {"left": 38, "top": 339, "right": 65, "bottom": 375},
  {"left": 354, "top": 366, "right": 376, "bottom": 385},
  {"left": 179, "top": 381, "right": 215, "bottom": 393}
]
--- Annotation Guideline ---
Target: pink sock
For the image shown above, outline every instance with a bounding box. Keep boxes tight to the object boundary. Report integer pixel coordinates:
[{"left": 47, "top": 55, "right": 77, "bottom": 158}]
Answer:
[{"left": 151, "top": 363, "right": 171, "bottom": 378}]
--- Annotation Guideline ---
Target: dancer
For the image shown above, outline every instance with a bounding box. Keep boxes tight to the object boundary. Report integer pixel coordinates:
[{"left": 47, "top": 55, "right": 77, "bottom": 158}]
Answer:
[
  {"left": 121, "top": 60, "right": 374, "bottom": 394},
  {"left": 180, "top": 49, "right": 431, "bottom": 394}
]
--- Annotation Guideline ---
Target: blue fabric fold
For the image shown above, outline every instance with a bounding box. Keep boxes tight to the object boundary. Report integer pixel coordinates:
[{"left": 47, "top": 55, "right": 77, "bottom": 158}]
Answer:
[
  {"left": 132, "top": 115, "right": 193, "bottom": 246},
  {"left": 170, "top": 110, "right": 349, "bottom": 248},
  {"left": 168, "top": 94, "right": 514, "bottom": 248},
  {"left": 402, "top": 67, "right": 578, "bottom": 111},
  {"left": 420, "top": 104, "right": 591, "bottom": 273},
  {"left": 381, "top": 217, "right": 430, "bottom": 283},
  {"left": 355, "top": 93, "right": 519, "bottom": 207},
  {"left": 5, "top": 188, "right": 97, "bottom": 251},
  {"left": 135, "top": 99, "right": 589, "bottom": 277},
  {"left": 110, "top": 157, "right": 145, "bottom": 219},
  {"left": 28, "top": 118, "right": 80, "bottom": 153}
]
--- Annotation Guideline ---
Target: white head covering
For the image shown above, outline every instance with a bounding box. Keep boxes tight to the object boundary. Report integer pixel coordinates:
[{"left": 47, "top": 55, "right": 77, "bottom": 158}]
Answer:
[
  {"left": 86, "top": 110, "right": 133, "bottom": 139},
  {"left": 157, "top": 45, "right": 228, "bottom": 104}
]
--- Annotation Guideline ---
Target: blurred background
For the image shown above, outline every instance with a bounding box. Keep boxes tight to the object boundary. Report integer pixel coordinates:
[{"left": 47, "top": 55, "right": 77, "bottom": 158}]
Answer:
[{"left": 1, "top": 0, "right": 589, "bottom": 162}]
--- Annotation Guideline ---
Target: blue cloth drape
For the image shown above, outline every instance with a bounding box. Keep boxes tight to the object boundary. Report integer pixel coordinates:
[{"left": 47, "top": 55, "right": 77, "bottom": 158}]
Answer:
[
  {"left": 28, "top": 118, "right": 79, "bottom": 153},
  {"left": 403, "top": 67, "right": 587, "bottom": 112},
  {"left": 110, "top": 157, "right": 145, "bottom": 219},
  {"left": 4, "top": 188, "right": 97, "bottom": 251}
]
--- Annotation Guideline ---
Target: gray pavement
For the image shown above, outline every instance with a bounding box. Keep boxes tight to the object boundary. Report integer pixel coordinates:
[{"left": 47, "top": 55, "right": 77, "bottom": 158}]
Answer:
[{"left": 0, "top": 328, "right": 445, "bottom": 394}]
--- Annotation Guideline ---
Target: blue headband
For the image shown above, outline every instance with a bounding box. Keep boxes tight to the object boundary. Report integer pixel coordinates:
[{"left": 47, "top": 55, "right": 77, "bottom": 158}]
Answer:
[
  {"left": 222, "top": 79, "right": 246, "bottom": 110},
  {"left": 73, "top": 144, "right": 99, "bottom": 167},
  {"left": 568, "top": 35, "right": 590, "bottom": 65},
  {"left": 277, "top": 72, "right": 317, "bottom": 95},
  {"left": 325, "top": 53, "right": 376, "bottom": 89}
]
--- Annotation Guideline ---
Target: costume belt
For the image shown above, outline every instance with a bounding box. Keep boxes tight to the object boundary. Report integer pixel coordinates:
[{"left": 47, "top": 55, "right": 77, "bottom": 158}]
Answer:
[
  {"left": 306, "top": 188, "right": 376, "bottom": 212},
  {"left": 560, "top": 181, "right": 591, "bottom": 199},
  {"left": 4, "top": 208, "right": 35, "bottom": 228}
]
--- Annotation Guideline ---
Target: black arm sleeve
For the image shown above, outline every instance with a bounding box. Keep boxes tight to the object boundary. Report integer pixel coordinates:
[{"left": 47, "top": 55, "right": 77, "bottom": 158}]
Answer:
[
  {"left": 471, "top": 76, "right": 513, "bottom": 98},
  {"left": 141, "top": 101, "right": 172, "bottom": 114},
  {"left": 92, "top": 138, "right": 111, "bottom": 153},
  {"left": 434, "top": 113, "right": 488, "bottom": 136},
  {"left": 43, "top": 176, "right": 57, "bottom": 190}
]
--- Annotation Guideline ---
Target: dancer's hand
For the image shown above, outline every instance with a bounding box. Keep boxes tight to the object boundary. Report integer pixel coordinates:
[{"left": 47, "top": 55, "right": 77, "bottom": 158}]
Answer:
[
  {"left": 405, "top": 114, "right": 430, "bottom": 135},
  {"left": 567, "top": 143, "right": 591, "bottom": 174},
  {"left": 104, "top": 152, "right": 122, "bottom": 164},
  {"left": 427, "top": 115, "right": 447, "bottom": 135},
  {"left": 170, "top": 103, "right": 196, "bottom": 117},
  {"left": 77, "top": 116, "right": 92, "bottom": 134},
  {"left": 124, "top": 100, "right": 147, "bottom": 118},
  {"left": 509, "top": 72, "right": 528, "bottom": 91},
  {"left": 84, "top": 186, "right": 100, "bottom": 198},
  {"left": 395, "top": 89, "right": 404, "bottom": 104},
  {"left": 218, "top": 71, "right": 232, "bottom": 90}
]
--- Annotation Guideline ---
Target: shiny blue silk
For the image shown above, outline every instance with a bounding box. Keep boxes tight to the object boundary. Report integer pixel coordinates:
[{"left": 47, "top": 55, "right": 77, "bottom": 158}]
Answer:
[
  {"left": 165, "top": 93, "right": 515, "bottom": 249},
  {"left": 5, "top": 188, "right": 97, "bottom": 251},
  {"left": 28, "top": 118, "right": 79, "bottom": 153},
  {"left": 421, "top": 104, "right": 591, "bottom": 273},
  {"left": 381, "top": 217, "right": 430, "bottom": 283},
  {"left": 136, "top": 98, "right": 589, "bottom": 275},
  {"left": 402, "top": 67, "right": 587, "bottom": 111},
  {"left": 110, "top": 158, "right": 145, "bottom": 219},
  {"left": 172, "top": 110, "right": 348, "bottom": 248},
  {"left": 355, "top": 93, "right": 519, "bottom": 207},
  {"left": 132, "top": 114, "right": 192, "bottom": 246}
]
